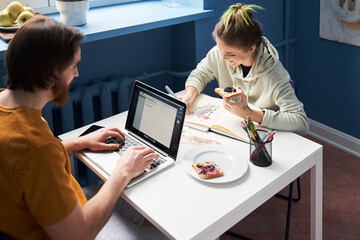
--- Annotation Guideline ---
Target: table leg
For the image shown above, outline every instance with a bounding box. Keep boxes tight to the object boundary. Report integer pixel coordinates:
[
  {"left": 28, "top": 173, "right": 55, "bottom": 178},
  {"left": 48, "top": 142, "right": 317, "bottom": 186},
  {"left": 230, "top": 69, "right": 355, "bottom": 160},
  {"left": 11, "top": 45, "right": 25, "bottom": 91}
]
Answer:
[{"left": 310, "top": 150, "right": 323, "bottom": 240}]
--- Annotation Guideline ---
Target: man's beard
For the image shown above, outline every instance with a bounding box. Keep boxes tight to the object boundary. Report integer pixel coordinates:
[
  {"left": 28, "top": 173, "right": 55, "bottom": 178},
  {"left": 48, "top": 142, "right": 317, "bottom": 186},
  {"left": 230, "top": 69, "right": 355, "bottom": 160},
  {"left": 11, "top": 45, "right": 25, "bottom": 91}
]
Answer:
[{"left": 52, "top": 79, "right": 72, "bottom": 106}]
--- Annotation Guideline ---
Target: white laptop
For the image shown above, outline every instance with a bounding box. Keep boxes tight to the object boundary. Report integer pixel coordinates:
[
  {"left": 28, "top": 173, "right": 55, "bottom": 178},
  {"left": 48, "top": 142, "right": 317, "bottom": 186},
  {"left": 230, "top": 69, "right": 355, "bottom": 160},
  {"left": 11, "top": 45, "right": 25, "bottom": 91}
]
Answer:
[{"left": 79, "top": 80, "right": 187, "bottom": 188}]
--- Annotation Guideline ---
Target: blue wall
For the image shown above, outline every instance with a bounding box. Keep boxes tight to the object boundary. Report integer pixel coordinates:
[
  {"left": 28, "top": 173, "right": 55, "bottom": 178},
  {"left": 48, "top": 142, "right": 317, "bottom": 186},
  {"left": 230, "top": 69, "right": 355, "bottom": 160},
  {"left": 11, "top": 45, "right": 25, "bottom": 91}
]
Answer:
[
  {"left": 295, "top": 0, "right": 360, "bottom": 138},
  {"left": 0, "top": 0, "right": 358, "bottom": 139}
]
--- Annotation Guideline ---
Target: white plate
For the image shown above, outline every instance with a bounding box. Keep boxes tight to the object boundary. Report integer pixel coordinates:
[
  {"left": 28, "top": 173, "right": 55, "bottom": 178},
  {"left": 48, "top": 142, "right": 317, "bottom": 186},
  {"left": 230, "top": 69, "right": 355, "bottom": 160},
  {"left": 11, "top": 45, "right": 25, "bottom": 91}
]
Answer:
[
  {"left": 182, "top": 144, "right": 248, "bottom": 183},
  {"left": 0, "top": 23, "right": 20, "bottom": 31}
]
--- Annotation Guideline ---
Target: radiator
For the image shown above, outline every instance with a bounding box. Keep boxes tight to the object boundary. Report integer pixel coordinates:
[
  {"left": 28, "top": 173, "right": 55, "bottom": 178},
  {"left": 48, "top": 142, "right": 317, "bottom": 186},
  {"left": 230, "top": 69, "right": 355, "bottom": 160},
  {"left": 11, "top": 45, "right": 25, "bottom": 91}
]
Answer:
[{"left": 42, "top": 76, "right": 134, "bottom": 136}]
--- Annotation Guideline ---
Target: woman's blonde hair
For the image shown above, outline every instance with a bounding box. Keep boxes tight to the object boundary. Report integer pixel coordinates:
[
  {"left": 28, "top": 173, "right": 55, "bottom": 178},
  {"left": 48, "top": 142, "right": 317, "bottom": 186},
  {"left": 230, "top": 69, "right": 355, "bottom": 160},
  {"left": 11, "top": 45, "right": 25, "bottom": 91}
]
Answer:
[{"left": 213, "top": 3, "right": 263, "bottom": 51}]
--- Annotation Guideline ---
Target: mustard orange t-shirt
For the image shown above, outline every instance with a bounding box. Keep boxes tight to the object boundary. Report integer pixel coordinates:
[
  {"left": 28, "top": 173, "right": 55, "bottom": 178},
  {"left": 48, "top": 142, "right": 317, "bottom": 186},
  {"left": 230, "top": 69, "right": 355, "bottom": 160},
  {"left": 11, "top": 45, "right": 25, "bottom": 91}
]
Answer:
[{"left": 0, "top": 96, "right": 87, "bottom": 239}]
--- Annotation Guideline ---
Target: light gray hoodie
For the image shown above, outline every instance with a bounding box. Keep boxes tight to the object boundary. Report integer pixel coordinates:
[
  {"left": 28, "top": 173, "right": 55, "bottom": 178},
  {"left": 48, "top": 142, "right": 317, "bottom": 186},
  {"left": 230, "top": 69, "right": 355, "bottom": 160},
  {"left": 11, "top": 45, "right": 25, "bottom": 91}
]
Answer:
[{"left": 185, "top": 37, "right": 309, "bottom": 134}]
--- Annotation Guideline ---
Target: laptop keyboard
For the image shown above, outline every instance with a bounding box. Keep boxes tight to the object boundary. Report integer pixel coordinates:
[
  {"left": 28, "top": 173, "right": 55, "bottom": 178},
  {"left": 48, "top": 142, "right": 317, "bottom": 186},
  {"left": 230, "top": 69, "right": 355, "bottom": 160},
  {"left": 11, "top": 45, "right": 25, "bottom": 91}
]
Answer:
[{"left": 105, "top": 135, "right": 167, "bottom": 172}]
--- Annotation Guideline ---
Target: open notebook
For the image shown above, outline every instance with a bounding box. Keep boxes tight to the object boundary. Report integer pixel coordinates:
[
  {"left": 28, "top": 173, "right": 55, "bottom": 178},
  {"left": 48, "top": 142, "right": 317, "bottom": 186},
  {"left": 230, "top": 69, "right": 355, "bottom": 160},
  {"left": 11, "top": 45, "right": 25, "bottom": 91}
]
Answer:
[{"left": 184, "top": 94, "right": 263, "bottom": 142}]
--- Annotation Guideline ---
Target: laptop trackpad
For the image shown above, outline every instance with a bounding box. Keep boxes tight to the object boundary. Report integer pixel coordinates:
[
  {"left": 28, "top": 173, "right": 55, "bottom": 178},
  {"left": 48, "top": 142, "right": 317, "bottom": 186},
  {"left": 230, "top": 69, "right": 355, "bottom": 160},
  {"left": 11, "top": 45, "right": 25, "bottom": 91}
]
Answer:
[{"left": 84, "top": 151, "right": 120, "bottom": 175}]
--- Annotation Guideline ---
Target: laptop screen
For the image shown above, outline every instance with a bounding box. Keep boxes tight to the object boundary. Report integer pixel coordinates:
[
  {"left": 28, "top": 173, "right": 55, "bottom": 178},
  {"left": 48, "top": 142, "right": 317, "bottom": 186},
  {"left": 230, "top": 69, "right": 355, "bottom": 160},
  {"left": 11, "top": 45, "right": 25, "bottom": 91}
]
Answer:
[{"left": 125, "top": 81, "right": 186, "bottom": 159}]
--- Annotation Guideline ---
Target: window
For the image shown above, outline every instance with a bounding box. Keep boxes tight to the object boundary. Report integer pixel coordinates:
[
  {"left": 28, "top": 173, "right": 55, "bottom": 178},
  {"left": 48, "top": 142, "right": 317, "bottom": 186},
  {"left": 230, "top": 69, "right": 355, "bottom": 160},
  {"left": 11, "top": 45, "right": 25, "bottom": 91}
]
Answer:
[{"left": 0, "top": 0, "right": 140, "bottom": 14}]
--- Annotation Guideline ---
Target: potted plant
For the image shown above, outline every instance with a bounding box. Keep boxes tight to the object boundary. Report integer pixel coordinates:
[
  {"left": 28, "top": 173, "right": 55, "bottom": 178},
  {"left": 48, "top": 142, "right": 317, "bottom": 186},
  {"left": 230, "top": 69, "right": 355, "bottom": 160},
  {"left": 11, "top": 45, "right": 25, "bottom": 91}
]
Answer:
[{"left": 55, "top": 0, "right": 89, "bottom": 26}]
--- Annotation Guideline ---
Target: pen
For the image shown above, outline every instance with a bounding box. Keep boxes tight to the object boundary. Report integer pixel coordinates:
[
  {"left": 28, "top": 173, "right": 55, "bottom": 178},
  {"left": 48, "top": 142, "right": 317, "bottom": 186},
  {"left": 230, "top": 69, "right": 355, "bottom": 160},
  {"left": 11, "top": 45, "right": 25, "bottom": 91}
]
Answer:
[
  {"left": 241, "top": 122, "right": 251, "bottom": 139},
  {"left": 260, "top": 131, "right": 271, "bottom": 142},
  {"left": 265, "top": 130, "right": 277, "bottom": 142},
  {"left": 250, "top": 135, "right": 267, "bottom": 158},
  {"left": 250, "top": 130, "right": 274, "bottom": 158},
  {"left": 165, "top": 85, "right": 178, "bottom": 99},
  {"left": 247, "top": 118, "right": 261, "bottom": 141}
]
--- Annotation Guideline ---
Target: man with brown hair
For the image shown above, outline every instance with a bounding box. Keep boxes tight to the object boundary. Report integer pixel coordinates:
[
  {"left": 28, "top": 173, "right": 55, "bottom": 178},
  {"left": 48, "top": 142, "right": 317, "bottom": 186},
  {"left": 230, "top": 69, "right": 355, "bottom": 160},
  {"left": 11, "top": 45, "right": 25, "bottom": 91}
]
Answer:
[{"left": 0, "top": 15, "right": 166, "bottom": 239}]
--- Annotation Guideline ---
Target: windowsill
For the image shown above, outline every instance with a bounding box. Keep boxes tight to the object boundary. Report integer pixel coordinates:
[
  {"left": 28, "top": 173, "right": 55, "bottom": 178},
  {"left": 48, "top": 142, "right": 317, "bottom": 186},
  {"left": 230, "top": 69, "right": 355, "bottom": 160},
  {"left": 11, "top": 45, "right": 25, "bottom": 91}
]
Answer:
[{"left": 0, "top": 1, "right": 213, "bottom": 59}]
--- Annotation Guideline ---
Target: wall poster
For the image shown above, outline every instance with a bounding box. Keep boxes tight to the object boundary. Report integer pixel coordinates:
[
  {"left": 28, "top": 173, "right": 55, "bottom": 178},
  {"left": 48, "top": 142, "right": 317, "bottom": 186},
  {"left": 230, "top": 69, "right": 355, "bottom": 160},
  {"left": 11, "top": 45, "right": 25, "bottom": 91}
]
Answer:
[{"left": 320, "top": 0, "right": 360, "bottom": 46}]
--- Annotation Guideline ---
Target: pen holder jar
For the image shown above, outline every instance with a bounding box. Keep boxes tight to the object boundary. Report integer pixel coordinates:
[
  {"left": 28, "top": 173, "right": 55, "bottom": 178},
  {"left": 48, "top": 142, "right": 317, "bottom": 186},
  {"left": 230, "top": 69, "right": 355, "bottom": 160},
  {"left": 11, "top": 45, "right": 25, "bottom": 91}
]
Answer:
[{"left": 249, "top": 130, "right": 273, "bottom": 167}]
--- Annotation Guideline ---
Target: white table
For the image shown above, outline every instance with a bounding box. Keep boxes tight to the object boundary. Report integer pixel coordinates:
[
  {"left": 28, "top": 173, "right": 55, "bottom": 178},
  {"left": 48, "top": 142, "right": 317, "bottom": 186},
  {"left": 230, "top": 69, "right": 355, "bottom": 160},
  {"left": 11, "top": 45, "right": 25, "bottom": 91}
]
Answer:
[{"left": 59, "top": 111, "right": 323, "bottom": 240}]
